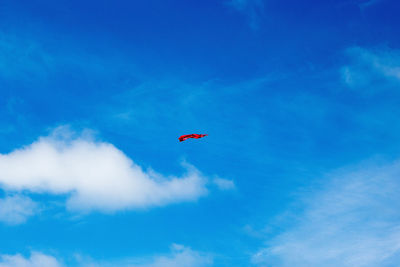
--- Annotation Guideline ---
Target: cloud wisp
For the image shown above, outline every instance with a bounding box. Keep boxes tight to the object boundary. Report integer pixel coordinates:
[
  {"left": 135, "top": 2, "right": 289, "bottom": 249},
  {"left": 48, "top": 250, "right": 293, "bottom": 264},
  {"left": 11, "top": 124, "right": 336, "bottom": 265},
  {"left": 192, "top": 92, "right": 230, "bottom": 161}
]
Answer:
[
  {"left": 226, "top": 0, "right": 265, "bottom": 30},
  {"left": 0, "top": 195, "right": 38, "bottom": 225},
  {"left": 0, "top": 244, "right": 212, "bottom": 267},
  {"left": 212, "top": 177, "right": 235, "bottom": 191},
  {"left": 359, "top": 0, "right": 384, "bottom": 10},
  {"left": 0, "top": 127, "right": 210, "bottom": 213},
  {"left": 252, "top": 160, "right": 400, "bottom": 266},
  {"left": 81, "top": 243, "right": 213, "bottom": 267},
  {"left": 0, "top": 252, "right": 61, "bottom": 267},
  {"left": 341, "top": 46, "right": 400, "bottom": 90},
  {"left": 140, "top": 244, "right": 212, "bottom": 267}
]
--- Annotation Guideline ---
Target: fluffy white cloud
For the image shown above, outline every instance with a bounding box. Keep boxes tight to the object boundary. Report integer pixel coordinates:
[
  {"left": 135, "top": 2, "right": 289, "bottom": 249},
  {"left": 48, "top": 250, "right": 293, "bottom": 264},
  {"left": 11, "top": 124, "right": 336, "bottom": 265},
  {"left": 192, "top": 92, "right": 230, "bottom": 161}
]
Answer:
[
  {"left": 0, "top": 195, "right": 38, "bottom": 225},
  {"left": 0, "top": 127, "right": 209, "bottom": 213},
  {"left": 0, "top": 252, "right": 62, "bottom": 267},
  {"left": 253, "top": 160, "right": 400, "bottom": 266},
  {"left": 341, "top": 47, "right": 400, "bottom": 89}
]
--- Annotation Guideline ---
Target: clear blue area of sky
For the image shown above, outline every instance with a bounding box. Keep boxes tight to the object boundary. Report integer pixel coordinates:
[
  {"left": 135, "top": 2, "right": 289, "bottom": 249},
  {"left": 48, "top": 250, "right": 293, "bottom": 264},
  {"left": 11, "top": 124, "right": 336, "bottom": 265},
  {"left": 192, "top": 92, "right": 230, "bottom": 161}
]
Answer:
[{"left": 1, "top": 0, "right": 400, "bottom": 266}]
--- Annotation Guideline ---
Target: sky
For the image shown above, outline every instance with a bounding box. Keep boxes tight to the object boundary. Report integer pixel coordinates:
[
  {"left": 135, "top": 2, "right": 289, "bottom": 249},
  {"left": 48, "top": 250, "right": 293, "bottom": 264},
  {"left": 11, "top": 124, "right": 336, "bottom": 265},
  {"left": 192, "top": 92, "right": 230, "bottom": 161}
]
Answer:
[{"left": 0, "top": 0, "right": 400, "bottom": 266}]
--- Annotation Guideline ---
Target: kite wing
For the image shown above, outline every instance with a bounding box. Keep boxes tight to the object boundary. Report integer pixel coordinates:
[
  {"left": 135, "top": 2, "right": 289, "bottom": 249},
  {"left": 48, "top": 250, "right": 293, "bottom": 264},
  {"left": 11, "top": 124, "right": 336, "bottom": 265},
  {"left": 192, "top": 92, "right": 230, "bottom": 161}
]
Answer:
[{"left": 179, "top": 134, "right": 207, "bottom": 142}]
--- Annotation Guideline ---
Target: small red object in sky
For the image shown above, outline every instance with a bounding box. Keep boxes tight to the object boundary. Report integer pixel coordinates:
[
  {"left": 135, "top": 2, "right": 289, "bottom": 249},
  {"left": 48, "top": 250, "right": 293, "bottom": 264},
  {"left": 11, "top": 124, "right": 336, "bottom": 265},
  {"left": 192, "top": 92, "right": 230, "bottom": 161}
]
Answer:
[{"left": 179, "top": 134, "right": 207, "bottom": 142}]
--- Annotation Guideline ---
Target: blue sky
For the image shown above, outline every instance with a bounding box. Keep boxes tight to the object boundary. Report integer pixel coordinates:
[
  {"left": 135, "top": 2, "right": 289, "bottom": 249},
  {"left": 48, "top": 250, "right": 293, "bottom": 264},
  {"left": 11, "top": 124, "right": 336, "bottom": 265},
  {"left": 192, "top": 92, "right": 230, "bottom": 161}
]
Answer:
[{"left": 1, "top": 0, "right": 400, "bottom": 266}]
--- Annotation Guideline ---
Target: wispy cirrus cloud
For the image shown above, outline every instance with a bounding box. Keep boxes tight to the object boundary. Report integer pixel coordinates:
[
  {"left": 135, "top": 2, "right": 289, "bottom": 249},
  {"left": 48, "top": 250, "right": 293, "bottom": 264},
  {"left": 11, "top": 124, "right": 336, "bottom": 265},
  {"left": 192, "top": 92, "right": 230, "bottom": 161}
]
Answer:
[
  {"left": 0, "top": 33, "right": 54, "bottom": 82},
  {"left": 0, "top": 31, "right": 136, "bottom": 88},
  {"left": 0, "top": 126, "right": 213, "bottom": 213},
  {"left": 341, "top": 46, "right": 400, "bottom": 90},
  {"left": 252, "top": 160, "right": 400, "bottom": 266},
  {"left": 226, "top": 0, "right": 265, "bottom": 30},
  {"left": 359, "top": 0, "right": 385, "bottom": 10},
  {"left": 0, "top": 195, "right": 38, "bottom": 225}
]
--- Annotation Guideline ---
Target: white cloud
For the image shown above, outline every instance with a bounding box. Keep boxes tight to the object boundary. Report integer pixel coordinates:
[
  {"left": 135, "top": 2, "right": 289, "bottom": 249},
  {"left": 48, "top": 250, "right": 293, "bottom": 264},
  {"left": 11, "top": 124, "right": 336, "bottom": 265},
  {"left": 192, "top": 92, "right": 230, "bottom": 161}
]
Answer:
[
  {"left": 0, "top": 195, "right": 38, "bottom": 225},
  {"left": 212, "top": 177, "right": 235, "bottom": 190},
  {"left": 253, "top": 160, "right": 400, "bottom": 266},
  {"left": 0, "top": 252, "right": 62, "bottom": 267},
  {"left": 341, "top": 47, "right": 400, "bottom": 89},
  {"left": 13, "top": 245, "right": 212, "bottom": 267},
  {"left": 0, "top": 127, "right": 210, "bottom": 213},
  {"left": 132, "top": 244, "right": 213, "bottom": 267}
]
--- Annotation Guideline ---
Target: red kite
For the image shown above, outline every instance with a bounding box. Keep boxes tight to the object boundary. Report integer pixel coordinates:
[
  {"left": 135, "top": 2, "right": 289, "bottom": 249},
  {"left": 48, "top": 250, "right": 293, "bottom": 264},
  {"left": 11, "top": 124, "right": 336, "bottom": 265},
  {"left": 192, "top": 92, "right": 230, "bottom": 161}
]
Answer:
[{"left": 179, "top": 134, "right": 207, "bottom": 142}]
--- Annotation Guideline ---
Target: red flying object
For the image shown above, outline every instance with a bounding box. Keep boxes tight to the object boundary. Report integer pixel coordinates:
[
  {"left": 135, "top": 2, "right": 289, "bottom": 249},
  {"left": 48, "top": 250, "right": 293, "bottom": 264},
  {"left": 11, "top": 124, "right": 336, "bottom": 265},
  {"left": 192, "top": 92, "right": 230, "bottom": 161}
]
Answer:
[{"left": 179, "top": 134, "right": 207, "bottom": 142}]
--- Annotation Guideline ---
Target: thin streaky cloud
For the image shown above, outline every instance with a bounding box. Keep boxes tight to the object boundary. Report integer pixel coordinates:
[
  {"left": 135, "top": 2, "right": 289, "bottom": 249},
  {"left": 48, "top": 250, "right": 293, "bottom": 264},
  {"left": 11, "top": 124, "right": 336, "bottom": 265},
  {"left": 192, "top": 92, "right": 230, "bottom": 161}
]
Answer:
[
  {"left": 341, "top": 46, "right": 400, "bottom": 89},
  {"left": 253, "top": 160, "right": 400, "bottom": 266},
  {"left": 226, "top": 0, "right": 265, "bottom": 30},
  {"left": 359, "top": 0, "right": 384, "bottom": 10}
]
